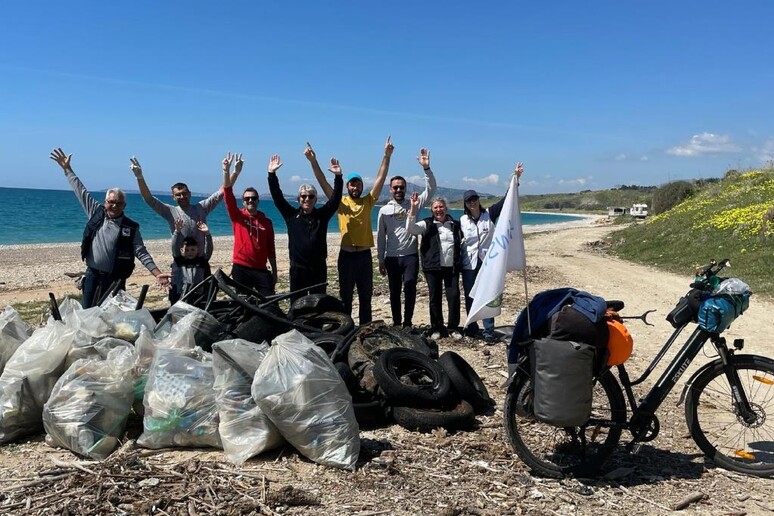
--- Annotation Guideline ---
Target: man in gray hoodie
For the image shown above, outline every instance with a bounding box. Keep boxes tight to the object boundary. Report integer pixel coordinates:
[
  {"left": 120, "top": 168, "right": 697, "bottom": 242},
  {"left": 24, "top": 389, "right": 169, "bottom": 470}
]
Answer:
[{"left": 376, "top": 148, "right": 437, "bottom": 328}]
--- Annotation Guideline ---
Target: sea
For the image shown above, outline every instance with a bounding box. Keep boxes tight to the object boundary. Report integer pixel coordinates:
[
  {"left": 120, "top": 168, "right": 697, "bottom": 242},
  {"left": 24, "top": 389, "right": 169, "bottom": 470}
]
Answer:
[{"left": 0, "top": 187, "right": 584, "bottom": 245}]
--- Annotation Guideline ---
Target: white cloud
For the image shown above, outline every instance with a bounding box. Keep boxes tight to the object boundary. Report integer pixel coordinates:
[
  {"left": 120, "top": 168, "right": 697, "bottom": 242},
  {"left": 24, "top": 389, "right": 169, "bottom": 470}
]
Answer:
[
  {"left": 558, "top": 177, "right": 590, "bottom": 186},
  {"left": 756, "top": 138, "right": 774, "bottom": 163},
  {"left": 640, "top": 156, "right": 649, "bottom": 161},
  {"left": 666, "top": 132, "right": 741, "bottom": 157},
  {"left": 407, "top": 175, "right": 423, "bottom": 184},
  {"left": 291, "top": 175, "right": 302, "bottom": 182},
  {"left": 615, "top": 153, "right": 627, "bottom": 161},
  {"left": 462, "top": 174, "right": 500, "bottom": 185}
]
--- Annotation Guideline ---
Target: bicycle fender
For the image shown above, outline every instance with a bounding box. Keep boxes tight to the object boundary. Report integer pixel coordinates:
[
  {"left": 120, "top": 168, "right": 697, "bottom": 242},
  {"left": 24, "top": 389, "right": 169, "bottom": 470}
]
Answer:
[{"left": 676, "top": 354, "right": 774, "bottom": 406}]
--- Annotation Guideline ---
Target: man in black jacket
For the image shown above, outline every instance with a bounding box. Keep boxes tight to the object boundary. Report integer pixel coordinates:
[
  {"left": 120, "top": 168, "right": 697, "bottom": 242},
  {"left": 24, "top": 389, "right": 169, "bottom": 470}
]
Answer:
[
  {"left": 267, "top": 152, "right": 343, "bottom": 299},
  {"left": 51, "top": 148, "right": 170, "bottom": 308}
]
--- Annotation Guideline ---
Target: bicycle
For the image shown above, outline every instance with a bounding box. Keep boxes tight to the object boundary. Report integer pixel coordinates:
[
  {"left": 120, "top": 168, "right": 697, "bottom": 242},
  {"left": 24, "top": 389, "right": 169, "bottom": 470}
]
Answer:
[{"left": 503, "top": 259, "right": 774, "bottom": 478}]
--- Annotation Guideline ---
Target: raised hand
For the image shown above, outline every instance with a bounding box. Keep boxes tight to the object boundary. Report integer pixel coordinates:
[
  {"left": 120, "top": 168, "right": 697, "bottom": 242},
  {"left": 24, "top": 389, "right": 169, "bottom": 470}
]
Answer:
[
  {"left": 409, "top": 191, "right": 419, "bottom": 214},
  {"left": 197, "top": 221, "right": 210, "bottom": 233},
  {"left": 514, "top": 162, "right": 524, "bottom": 179},
  {"left": 234, "top": 153, "right": 244, "bottom": 174},
  {"left": 384, "top": 135, "right": 394, "bottom": 157},
  {"left": 417, "top": 147, "right": 430, "bottom": 169},
  {"left": 328, "top": 157, "right": 342, "bottom": 175},
  {"left": 304, "top": 142, "right": 317, "bottom": 162},
  {"left": 50, "top": 148, "right": 72, "bottom": 172},
  {"left": 174, "top": 218, "right": 184, "bottom": 232},
  {"left": 268, "top": 154, "right": 283, "bottom": 174},
  {"left": 222, "top": 152, "right": 234, "bottom": 173},
  {"left": 129, "top": 156, "right": 143, "bottom": 178}
]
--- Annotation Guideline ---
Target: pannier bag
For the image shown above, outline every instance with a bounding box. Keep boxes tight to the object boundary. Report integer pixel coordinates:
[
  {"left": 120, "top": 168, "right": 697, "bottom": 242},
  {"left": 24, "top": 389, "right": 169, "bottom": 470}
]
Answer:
[
  {"left": 697, "top": 291, "right": 751, "bottom": 334},
  {"left": 605, "top": 311, "right": 634, "bottom": 366},
  {"left": 530, "top": 338, "right": 595, "bottom": 427}
]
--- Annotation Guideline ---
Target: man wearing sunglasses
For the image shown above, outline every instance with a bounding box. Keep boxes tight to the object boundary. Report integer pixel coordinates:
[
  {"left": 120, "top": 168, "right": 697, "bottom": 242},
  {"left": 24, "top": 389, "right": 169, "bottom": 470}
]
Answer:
[
  {"left": 308, "top": 137, "right": 392, "bottom": 325},
  {"left": 50, "top": 148, "right": 170, "bottom": 308},
  {"left": 222, "top": 153, "right": 278, "bottom": 296},
  {"left": 268, "top": 151, "right": 343, "bottom": 299},
  {"left": 376, "top": 148, "right": 437, "bottom": 328}
]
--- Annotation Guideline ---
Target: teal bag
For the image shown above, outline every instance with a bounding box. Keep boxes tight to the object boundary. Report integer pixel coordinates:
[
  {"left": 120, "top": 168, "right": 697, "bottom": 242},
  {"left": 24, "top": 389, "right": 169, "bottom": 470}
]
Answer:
[{"left": 697, "top": 291, "right": 750, "bottom": 333}]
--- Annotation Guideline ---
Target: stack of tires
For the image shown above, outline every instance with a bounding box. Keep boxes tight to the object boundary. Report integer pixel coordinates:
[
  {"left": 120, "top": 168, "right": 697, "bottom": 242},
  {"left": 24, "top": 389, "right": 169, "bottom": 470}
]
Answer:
[{"left": 338, "top": 321, "right": 495, "bottom": 432}]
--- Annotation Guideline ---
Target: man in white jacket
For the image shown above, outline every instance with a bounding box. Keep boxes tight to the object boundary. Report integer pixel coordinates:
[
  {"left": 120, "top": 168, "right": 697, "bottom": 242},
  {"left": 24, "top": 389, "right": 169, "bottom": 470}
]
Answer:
[{"left": 376, "top": 148, "right": 437, "bottom": 328}]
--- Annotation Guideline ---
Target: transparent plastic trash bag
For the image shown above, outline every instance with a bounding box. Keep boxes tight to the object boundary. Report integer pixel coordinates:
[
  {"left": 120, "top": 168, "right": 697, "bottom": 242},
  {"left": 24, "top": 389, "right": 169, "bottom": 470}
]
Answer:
[
  {"left": 252, "top": 330, "right": 359, "bottom": 470},
  {"left": 0, "top": 306, "right": 32, "bottom": 376},
  {"left": 212, "top": 339, "right": 284, "bottom": 465},
  {"left": 0, "top": 321, "right": 77, "bottom": 443},
  {"left": 43, "top": 344, "right": 135, "bottom": 459},
  {"left": 154, "top": 301, "right": 226, "bottom": 352},
  {"left": 137, "top": 348, "right": 222, "bottom": 449},
  {"left": 713, "top": 278, "right": 751, "bottom": 296}
]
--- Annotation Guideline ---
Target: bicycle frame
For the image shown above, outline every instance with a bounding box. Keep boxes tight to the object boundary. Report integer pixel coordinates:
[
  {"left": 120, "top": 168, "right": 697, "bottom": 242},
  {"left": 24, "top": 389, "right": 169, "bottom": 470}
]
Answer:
[{"left": 613, "top": 321, "right": 756, "bottom": 442}]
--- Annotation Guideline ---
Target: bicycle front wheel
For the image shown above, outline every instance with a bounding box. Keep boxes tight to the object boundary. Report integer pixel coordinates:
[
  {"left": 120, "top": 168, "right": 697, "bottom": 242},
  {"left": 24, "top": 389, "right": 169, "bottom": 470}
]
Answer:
[
  {"left": 685, "top": 354, "right": 774, "bottom": 477},
  {"left": 503, "top": 369, "right": 626, "bottom": 478}
]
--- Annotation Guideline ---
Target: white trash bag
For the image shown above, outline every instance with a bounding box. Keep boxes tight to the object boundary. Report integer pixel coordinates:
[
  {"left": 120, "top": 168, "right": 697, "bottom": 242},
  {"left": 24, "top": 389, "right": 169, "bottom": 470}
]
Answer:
[
  {"left": 0, "top": 306, "right": 32, "bottom": 376},
  {"left": 137, "top": 348, "right": 221, "bottom": 449},
  {"left": 0, "top": 321, "right": 77, "bottom": 443},
  {"left": 212, "top": 339, "right": 284, "bottom": 465},
  {"left": 43, "top": 344, "right": 135, "bottom": 459},
  {"left": 252, "top": 330, "right": 359, "bottom": 470}
]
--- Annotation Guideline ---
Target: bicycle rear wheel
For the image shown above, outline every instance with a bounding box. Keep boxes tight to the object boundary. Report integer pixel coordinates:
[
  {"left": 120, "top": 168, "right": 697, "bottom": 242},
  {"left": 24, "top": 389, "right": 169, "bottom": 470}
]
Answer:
[
  {"left": 503, "top": 369, "right": 626, "bottom": 478},
  {"left": 685, "top": 354, "right": 774, "bottom": 477}
]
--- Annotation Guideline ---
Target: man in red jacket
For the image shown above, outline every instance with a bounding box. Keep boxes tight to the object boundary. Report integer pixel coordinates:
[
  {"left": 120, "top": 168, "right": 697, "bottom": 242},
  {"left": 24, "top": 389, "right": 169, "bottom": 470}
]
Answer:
[{"left": 221, "top": 152, "right": 278, "bottom": 295}]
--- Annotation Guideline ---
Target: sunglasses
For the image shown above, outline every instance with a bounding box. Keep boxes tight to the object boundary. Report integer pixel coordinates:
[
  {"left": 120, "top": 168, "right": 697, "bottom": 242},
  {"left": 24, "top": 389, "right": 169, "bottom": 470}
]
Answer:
[
  {"left": 465, "top": 197, "right": 479, "bottom": 203},
  {"left": 300, "top": 194, "right": 316, "bottom": 200},
  {"left": 391, "top": 185, "right": 406, "bottom": 191},
  {"left": 243, "top": 196, "right": 258, "bottom": 202},
  {"left": 105, "top": 200, "right": 124, "bottom": 206}
]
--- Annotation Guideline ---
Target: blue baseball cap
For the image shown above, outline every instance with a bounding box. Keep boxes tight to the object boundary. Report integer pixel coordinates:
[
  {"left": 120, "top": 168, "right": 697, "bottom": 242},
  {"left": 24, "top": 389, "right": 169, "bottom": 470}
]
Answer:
[{"left": 346, "top": 173, "right": 363, "bottom": 184}]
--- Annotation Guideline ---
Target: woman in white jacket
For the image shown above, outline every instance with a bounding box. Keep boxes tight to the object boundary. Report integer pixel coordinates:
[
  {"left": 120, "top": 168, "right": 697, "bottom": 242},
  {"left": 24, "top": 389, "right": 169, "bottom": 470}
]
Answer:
[{"left": 460, "top": 162, "right": 523, "bottom": 341}]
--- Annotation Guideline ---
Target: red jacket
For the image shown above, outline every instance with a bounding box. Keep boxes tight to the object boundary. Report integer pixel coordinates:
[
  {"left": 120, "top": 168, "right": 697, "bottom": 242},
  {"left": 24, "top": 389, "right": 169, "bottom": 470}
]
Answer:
[{"left": 223, "top": 186, "right": 275, "bottom": 270}]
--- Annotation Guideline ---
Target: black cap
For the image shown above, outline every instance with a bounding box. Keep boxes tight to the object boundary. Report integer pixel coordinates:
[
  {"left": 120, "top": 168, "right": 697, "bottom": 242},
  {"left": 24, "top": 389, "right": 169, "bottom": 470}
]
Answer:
[{"left": 463, "top": 190, "right": 479, "bottom": 202}]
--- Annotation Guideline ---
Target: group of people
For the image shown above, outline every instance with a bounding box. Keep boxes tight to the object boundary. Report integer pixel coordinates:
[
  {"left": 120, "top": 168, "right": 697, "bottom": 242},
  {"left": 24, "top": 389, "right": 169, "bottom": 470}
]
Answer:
[{"left": 49, "top": 142, "right": 522, "bottom": 341}]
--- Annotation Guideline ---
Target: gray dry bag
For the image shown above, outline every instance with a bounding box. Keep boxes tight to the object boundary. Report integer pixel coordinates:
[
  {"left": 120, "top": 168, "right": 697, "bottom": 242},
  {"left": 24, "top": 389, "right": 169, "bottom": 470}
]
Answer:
[{"left": 531, "top": 338, "right": 595, "bottom": 427}]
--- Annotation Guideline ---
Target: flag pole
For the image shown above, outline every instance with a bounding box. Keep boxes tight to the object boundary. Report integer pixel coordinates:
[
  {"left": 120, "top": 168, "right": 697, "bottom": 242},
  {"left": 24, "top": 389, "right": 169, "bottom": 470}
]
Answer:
[{"left": 522, "top": 268, "right": 531, "bottom": 336}]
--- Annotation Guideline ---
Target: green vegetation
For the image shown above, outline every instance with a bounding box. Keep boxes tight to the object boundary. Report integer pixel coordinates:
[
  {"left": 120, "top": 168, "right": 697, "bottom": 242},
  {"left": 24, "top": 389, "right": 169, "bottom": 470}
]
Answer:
[
  {"left": 607, "top": 168, "right": 774, "bottom": 296},
  {"left": 519, "top": 185, "right": 656, "bottom": 213}
]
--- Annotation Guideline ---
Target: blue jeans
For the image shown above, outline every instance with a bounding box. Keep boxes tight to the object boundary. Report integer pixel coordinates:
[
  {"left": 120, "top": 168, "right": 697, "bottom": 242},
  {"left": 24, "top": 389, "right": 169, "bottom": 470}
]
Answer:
[
  {"left": 461, "top": 266, "right": 494, "bottom": 334},
  {"left": 82, "top": 267, "right": 125, "bottom": 308}
]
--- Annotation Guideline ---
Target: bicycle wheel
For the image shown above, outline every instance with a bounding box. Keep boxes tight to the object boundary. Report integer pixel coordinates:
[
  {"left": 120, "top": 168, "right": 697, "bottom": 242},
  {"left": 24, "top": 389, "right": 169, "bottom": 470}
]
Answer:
[
  {"left": 685, "top": 354, "right": 774, "bottom": 477},
  {"left": 504, "top": 369, "right": 626, "bottom": 478}
]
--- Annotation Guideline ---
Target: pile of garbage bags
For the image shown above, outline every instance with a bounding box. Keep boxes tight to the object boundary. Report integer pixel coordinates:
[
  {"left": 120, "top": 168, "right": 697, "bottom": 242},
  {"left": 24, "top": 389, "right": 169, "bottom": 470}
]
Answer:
[{"left": 0, "top": 295, "right": 361, "bottom": 470}]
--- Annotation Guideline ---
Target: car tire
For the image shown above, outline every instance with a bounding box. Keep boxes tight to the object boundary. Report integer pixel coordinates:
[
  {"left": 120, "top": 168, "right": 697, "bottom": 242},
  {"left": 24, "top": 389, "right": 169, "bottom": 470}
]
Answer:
[
  {"left": 438, "top": 351, "right": 494, "bottom": 414},
  {"left": 392, "top": 400, "right": 475, "bottom": 433},
  {"left": 373, "top": 348, "right": 452, "bottom": 407},
  {"left": 293, "top": 311, "right": 355, "bottom": 336}
]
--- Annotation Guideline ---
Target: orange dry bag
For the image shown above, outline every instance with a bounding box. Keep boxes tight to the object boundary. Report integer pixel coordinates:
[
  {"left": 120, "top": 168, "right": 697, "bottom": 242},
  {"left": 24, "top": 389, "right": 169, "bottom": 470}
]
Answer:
[{"left": 605, "top": 310, "right": 633, "bottom": 366}]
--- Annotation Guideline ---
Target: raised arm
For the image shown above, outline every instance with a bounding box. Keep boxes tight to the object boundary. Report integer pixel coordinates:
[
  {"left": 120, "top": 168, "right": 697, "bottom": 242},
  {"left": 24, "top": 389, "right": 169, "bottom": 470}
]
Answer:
[
  {"left": 267, "top": 154, "right": 298, "bottom": 219},
  {"left": 305, "top": 142, "right": 334, "bottom": 199},
  {"left": 489, "top": 162, "right": 524, "bottom": 222},
  {"left": 171, "top": 219, "right": 185, "bottom": 258},
  {"left": 129, "top": 156, "right": 156, "bottom": 206},
  {"left": 369, "top": 135, "right": 394, "bottom": 200},
  {"left": 50, "top": 147, "right": 99, "bottom": 216},
  {"left": 405, "top": 192, "right": 427, "bottom": 235},
  {"left": 197, "top": 221, "right": 214, "bottom": 260},
  {"left": 319, "top": 157, "right": 344, "bottom": 218},
  {"left": 414, "top": 147, "right": 437, "bottom": 210},
  {"left": 222, "top": 153, "right": 243, "bottom": 221}
]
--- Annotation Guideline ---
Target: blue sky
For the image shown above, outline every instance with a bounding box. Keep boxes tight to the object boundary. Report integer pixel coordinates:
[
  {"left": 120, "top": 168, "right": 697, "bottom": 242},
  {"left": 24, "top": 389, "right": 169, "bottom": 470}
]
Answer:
[{"left": 1, "top": 1, "right": 772, "bottom": 195}]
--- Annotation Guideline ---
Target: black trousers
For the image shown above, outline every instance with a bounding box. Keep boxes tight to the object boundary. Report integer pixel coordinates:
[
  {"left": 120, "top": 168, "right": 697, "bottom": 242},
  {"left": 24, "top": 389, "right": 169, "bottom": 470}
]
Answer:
[
  {"left": 289, "top": 265, "right": 327, "bottom": 301},
  {"left": 338, "top": 249, "right": 373, "bottom": 325},
  {"left": 231, "top": 264, "right": 275, "bottom": 297},
  {"left": 384, "top": 254, "right": 419, "bottom": 326},
  {"left": 423, "top": 266, "right": 460, "bottom": 331}
]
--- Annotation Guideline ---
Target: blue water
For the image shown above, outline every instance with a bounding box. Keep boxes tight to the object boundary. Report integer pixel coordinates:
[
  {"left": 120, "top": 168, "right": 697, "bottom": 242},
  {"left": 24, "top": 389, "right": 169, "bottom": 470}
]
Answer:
[{"left": 0, "top": 187, "right": 583, "bottom": 245}]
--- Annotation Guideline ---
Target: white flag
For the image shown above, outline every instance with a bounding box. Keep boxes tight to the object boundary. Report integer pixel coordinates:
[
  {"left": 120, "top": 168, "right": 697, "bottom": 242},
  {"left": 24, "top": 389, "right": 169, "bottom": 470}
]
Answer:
[{"left": 464, "top": 175, "right": 526, "bottom": 326}]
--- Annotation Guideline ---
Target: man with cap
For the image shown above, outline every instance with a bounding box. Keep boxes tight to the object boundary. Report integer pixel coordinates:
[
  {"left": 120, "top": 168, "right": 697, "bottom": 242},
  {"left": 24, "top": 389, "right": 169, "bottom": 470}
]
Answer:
[
  {"left": 307, "top": 137, "right": 393, "bottom": 324},
  {"left": 270, "top": 151, "right": 343, "bottom": 299},
  {"left": 460, "top": 162, "right": 524, "bottom": 340},
  {"left": 50, "top": 148, "right": 170, "bottom": 308},
  {"left": 221, "top": 152, "right": 278, "bottom": 296},
  {"left": 376, "top": 147, "right": 437, "bottom": 328}
]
